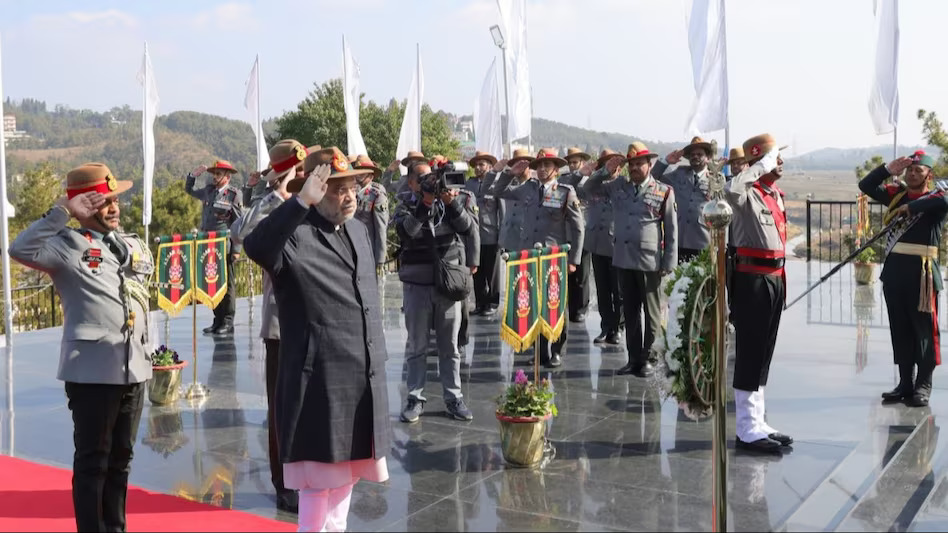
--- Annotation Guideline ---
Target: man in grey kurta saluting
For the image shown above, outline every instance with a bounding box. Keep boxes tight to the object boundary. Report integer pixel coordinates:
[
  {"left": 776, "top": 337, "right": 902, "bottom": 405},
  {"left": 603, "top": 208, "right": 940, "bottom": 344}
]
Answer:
[{"left": 243, "top": 147, "right": 390, "bottom": 531}]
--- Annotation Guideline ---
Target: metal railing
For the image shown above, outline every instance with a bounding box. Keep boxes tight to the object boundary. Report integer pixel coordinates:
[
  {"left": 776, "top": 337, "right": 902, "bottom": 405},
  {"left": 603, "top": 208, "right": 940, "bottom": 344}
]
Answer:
[{"left": 1, "top": 259, "right": 265, "bottom": 335}]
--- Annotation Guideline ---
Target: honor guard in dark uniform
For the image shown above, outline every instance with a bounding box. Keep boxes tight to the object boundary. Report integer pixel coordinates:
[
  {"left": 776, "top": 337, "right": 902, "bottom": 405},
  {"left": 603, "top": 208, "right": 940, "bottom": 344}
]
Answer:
[
  {"left": 652, "top": 136, "right": 715, "bottom": 262},
  {"left": 582, "top": 142, "right": 677, "bottom": 377},
  {"left": 859, "top": 151, "right": 946, "bottom": 408},
  {"left": 466, "top": 151, "right": 504, "bottom": 316},
  {"left": 11, "top": 163, "right": 154, "bottom": 532},
  {"left": 497, "top": 148, "right": 535, "bottom": 255},
  {"left": 725, "top": 133, "right": 793, "bottom": 454},
  {"left": 490, "top": 148, "right": 585, "bottom": 368},
  {"left": 352, "top": 155, "right": 391, "bottom": 272},
  {"left": 581, "top": 149, "right": 625, "bottom": 345},
  {"left": 559, "top": 147, "right": 594, "bottom": 321},
  {"left": 185, "top": 159, "right": 245, "bottom": 335}
]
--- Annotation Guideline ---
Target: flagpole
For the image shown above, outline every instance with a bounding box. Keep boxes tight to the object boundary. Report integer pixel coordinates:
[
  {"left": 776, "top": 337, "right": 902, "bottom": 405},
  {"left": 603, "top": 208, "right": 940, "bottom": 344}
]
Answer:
[
  {"left": 143, "top": 42, "right": 150, "bottom": 246},
  {"left": 256, "top": 54, "right": 262, "bottom": 171},
  {"left": 416, "top": 43, "right": 422, "bottom": 151},
  {"left": 0, "top": 33, "right": 13, "bottom": 348},
  {"left": 893, "top": 126, "right": 898, "bottom": 160}
]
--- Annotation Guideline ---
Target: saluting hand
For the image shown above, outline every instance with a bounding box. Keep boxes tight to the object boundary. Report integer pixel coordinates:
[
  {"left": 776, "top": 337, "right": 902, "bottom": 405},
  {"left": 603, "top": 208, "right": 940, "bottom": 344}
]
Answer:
[
  {"left": 189, "top": 165, "right": 207, "bottom": 178},
  {"left": 509, "top": 160, "right": 530, "bottom": 177},
  {"left": 578, "top": 161, "right": 596, "bottom": 177},
  {"left": 886, "top": 156, "right": 914, "bottom": 176},
  {"left": 298, "top": 164, "right": 332, "bottom": 207},
  {"left": 666, "top": 150, "right": 684, "bottom": 165},
  {"left": 64, "top": 192, "right": 107, "bottom": 219},
  {"left": 604, "top": 155, "right": 625, "bottom": 175},
  {"left": 247, "top": 171, "right": 263, "bottom": 187},
  {"left": 386, "top": 160, "right": 401, "bottom": 173},
  {"left": 492, "top": 159, "right": 508, "bottom": 172}
]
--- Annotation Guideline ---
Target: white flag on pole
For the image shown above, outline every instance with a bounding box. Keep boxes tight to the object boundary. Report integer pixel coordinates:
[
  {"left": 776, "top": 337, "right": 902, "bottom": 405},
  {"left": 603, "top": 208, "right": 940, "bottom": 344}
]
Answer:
[
  {"left": 244, "top": 55, "right": 268, "bottom": 172},
  {"left": 474, "top": 58, "right": 503, "bottom": 158},
  {"left": 497, "top": 0, "right": 531, "bottom": 143},
  {"left": 343, "top": 36, "right": 369, "bottom": 158},
  {"left": 684, "top": 0, "right": 729, "bottom": 135},
  {"left": 136, "top": 42, "right": 159, "bottom": 227},
  {"left": 395, "top": 48, "right": 424, "bottom": 170},
  {"left": 869, "top": 0, "right": 899, "bottom": 135}
]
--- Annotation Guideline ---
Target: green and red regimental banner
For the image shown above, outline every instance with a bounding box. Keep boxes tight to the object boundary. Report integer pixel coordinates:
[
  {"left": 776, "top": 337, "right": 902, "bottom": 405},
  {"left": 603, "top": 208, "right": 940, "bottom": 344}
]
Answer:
[
  {"left": 501, "top": 248, "right": 541, "bottom": 352},
  {"left": 156, "top": 234, "right": 194, "bottom": 316},
  {"left": 537, "top": 245, "right": 569, "bottom": 342},
  {"left": 193, "top": 231, "right": 230, "bottom": 310}
]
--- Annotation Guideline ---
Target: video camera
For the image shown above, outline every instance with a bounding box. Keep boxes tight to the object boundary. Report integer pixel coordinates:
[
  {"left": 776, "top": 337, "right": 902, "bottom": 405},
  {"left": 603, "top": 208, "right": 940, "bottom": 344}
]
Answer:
[{"left": 420, "top": 160, "right": 468, "bottom": 196}]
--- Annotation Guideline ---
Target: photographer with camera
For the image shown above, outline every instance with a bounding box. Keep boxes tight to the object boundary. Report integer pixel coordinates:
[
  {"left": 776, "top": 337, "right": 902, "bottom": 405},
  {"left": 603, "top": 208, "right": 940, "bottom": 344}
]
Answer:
[{"left": 394, "top": 162, "right": 477, "bottom": 424}]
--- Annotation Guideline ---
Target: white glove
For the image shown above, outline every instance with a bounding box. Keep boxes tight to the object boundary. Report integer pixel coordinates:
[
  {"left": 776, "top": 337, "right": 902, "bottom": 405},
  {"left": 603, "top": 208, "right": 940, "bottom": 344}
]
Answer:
[{"left": 758, "top": 148, "right": 780, "bottom": 174}]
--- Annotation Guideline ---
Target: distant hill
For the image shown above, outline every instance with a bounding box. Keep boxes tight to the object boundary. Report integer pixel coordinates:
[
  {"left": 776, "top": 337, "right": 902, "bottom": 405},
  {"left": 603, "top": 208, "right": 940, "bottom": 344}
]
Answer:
[{"left": 785, "top": 145, "right": 941, "bottom": 171}]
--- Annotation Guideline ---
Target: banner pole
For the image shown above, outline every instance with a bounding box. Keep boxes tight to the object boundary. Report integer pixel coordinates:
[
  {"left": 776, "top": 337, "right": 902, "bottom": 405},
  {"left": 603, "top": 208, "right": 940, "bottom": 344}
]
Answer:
[{"left": 186, "top": 234, "right": 207, "bottom": 401}]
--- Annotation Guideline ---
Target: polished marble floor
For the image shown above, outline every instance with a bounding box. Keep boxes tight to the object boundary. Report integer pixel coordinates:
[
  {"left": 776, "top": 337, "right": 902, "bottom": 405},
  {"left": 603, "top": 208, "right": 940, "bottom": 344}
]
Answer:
[{"left": 2, "top": 260, "right": 948, "bottom": 531}]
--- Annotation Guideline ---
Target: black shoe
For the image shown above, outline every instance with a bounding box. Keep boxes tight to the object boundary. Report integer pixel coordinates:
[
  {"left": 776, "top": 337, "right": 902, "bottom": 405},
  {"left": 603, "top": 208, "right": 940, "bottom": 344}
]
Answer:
[
  {"left": 768, "top": 432, "right": 794, "bottom": 446},
  {"left": 400, "top": 398, "right": 425, "bottom": 423},
  {"left": 593, "top": 331, "right": 609, "bottom": 344},
  {"left": 276, "top": 490, "right": 299, "bottom": 513},
  {"left": 446, "top": 399, "right": 473, "bottom": 421},
  {"left": 547, "top": 352, "right": 562, "bottom": 368},
  {"left": 617, "top": 361, "right": 653, "bottom": 377},
  {"left": 570, "top": 312, "right": 587, "bottom": 323},
  {"left": 212, "top": 320, "right": 234, "bottom": 335},
  {"left": 735, "top": 436, "right": 782, "bottom": 454},
  {"left": 202, "top": 322, "right": 220, "bottom": 334},
  {"left": 470, "top": 306, "right": 486, "bottom": 316},
  {"left": 605, "top": 331, "right": 622, "bottom": 346},
  {"left": 909, "top": 393, "right": 930, "bottom": 407},
  {"left": 881, "top": 386, "right": 912, "bottom": 403}
]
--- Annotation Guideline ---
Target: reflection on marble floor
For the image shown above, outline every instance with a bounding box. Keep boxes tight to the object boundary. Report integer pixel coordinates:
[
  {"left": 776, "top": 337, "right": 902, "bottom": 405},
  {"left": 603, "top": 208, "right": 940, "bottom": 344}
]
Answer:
[{"left": 1, "top": 260, "right": 948, "bottom": 531}]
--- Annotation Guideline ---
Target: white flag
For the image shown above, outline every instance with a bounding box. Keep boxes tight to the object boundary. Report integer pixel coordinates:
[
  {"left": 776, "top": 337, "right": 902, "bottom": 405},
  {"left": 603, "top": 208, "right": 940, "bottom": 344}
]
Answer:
[
  {"left": 869, "top": 0, "right": 899, "bottom": 135},
  {"left": 474, "top": 58, "right": 503, "bottom": 158},
  {"left": 497, "top": 0, "right": 531, "bottom": 142},
  {"left": 684, "top": 0, "right": 729, "bottom": 135},
  {"left": 244, "top": 55, "right": 267, "bottom": 172},
  {"left": 136, "top": 42, "right": 159, "bottom": 227},
  {"left": 395, "top": 47, "right": 424, "bottom": 171},
  {"left": 342, "top": 36, "right": 369, "bottom": 158}
]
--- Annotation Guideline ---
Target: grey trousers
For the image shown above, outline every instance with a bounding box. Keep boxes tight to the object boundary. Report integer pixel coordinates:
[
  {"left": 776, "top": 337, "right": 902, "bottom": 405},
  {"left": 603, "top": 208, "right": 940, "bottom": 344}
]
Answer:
[{"left": 403, "top": 283, "right": 463, "bottom": 402}]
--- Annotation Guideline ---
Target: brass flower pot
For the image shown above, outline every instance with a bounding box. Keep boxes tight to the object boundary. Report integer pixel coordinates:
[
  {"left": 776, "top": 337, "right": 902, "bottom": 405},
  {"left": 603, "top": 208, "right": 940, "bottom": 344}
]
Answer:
[
  {"left": 854, "top": 262, "right": 875, "bottom": 285},
  {"left": 148, "top": 361, "right": 188, "bottom": 405},
  {"left": 496, "top": 412, "right": 551, "bottom": 468}
]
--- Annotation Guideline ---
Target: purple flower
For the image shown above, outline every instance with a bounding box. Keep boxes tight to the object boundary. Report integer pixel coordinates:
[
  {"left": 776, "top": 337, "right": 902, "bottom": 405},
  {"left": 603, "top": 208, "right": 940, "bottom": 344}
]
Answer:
[{"left": 514, "top": 369, "right": 528, "bottom": 385}]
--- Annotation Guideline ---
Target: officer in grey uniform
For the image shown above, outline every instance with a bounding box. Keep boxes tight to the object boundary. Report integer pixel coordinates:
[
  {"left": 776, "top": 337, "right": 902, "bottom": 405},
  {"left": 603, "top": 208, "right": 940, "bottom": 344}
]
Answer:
[
  {"left": 559, "top": 147, "right": 593, "bottom": 321},
  {"left": 582, "top": 149, "right": 624, "bottom": 345},
  {"left": 352, "top": 155, "right": 391, "bottom": 271},
  {"left": 497, "top": 148, "right": 535, "bottom": 255},
  {"left": 582, "top": 142, "right": 677, "bottom": 377},
  {"left": 465, "top": 151, "right": 504, "bottom": 316},
  {"left": 185, "top": 159, "right": 245, "bottom": 335},
  {"left": 651, "top": 136, "right": 714, "bottom": 263},
  {"left": 456, "top": 180, "right": 480, "bottom": 352},
  {"left": 11, "top": 163, "right": 154, "bottom": 532},
  {"left": 725, "top": 133, "right": 792, "bottom": 454},
  {"left": 382, "top": 151, "right": 427, "bottom": 197},
  {"left": 490, "top": 148, "right": 585, "bottom": 368},
  {"left": 229, "top": 139, "right": 310, "bottom": 513}
]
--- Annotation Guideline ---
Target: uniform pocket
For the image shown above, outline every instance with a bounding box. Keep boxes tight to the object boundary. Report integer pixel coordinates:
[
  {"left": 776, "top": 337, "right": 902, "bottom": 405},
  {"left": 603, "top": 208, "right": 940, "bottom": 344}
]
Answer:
[
  {"left": 65, "top": 323, "right": 116, "bottom": 342},
  {"left": 758, "top": 211, "right": 775, "bottom": 226}
]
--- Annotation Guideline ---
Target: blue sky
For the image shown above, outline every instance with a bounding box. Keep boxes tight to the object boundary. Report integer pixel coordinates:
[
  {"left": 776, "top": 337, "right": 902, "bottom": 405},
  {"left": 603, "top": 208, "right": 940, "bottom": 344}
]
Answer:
[{"left": 1, "top": 0, "right": 946, "bottom": 155}]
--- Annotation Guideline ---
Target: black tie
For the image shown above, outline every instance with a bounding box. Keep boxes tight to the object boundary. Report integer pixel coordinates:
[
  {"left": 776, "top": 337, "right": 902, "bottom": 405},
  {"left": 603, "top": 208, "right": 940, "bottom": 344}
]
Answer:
[{"left": 103, "top": 232, "right": 129, "bottom": 265}]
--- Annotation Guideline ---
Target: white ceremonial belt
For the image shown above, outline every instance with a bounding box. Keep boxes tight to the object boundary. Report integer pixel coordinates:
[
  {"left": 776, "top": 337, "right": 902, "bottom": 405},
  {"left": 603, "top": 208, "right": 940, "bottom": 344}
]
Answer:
[{"left": 892, "top": 243, "right": 938, "bottom": 258}]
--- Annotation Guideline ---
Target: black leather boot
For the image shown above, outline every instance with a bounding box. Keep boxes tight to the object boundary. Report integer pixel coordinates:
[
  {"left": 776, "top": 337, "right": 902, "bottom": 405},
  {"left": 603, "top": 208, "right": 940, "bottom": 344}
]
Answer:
[{"left": 910, "top": 361, "right": 935, "bottom": 407}]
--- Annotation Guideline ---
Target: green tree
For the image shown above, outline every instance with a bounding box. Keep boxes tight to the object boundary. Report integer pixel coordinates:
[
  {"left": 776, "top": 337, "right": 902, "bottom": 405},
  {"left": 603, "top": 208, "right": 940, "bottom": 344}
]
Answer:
[
  {"left": 273, "top": 79, "right": 460, "bottom": 165},
  {"left": 854, "top": 155, "right": 886, "bottom": 179},
  {"left": 8, "top": 163, "right": 64, "bottom": 287},
  {"left": 917, "top": 109, "right": 948, "bottom": 176}
]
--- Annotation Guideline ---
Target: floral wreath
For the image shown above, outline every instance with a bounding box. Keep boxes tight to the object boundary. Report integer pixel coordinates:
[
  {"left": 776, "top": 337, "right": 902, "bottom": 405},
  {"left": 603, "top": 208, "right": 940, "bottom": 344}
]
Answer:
[{"left": 650, "top": 248, "right": 718, "bottom": 420}]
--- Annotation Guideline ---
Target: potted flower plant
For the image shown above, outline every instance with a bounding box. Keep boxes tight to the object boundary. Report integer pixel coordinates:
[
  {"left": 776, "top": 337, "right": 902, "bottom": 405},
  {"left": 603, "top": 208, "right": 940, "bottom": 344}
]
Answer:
[
  {"left": 149, "top": 345, "right": 188, "bottom": 405},
  {"left": 853, "top": 246, "right": 877, "bottom": 285},
  {"left": 495, "top": 369, "right": 557, "bottom": 467}
]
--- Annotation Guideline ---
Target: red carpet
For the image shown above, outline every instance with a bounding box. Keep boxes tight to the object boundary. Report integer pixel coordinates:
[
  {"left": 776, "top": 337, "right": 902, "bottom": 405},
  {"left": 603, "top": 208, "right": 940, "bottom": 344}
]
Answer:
[{"left": 0, "top": 455, "right": 297, "bottom": 532}]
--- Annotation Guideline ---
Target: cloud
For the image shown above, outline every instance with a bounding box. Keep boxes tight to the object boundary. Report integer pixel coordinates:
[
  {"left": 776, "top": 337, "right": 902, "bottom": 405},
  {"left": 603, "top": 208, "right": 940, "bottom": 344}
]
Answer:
[
  {"left": 32, "top": 9, "right": 139, "bottom": 29},
  {"left": 188, "top": 2, "right": 258, "bottom": 32}
]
